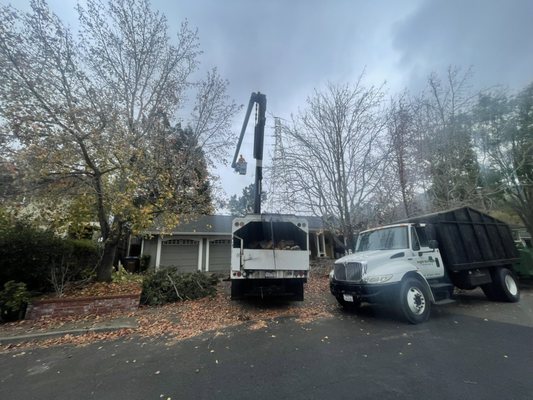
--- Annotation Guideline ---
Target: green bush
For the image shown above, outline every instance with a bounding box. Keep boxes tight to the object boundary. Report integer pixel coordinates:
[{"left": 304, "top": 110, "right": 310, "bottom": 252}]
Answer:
[
  {"left": 0, "top": 222, "right": 100, "bottom": 292},
  {"left": 141, "top": 269, "right": 218, "bottom": 306},
  {"left": 0, "top": 281, "right": 31, "bottom": 322}
]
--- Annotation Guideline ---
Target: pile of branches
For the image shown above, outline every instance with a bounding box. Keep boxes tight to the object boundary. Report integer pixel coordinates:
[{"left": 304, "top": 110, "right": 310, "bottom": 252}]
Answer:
[{"left": 141, "top": 269, "right": 218, "bottom": 306}]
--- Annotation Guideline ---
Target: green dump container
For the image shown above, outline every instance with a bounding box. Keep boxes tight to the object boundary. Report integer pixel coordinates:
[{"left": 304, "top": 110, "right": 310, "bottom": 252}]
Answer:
[{"left": 515, "top": 249, "right": 533, "bottom": 278}]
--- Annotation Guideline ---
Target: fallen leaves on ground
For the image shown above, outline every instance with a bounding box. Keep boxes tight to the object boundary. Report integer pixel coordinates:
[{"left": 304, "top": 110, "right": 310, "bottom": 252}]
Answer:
[
  {"left": 1, "top": 261, "right": 337, "bottom": 351},
  {"left": 38, "top": 281, "right": 142, "bottom": 300}
]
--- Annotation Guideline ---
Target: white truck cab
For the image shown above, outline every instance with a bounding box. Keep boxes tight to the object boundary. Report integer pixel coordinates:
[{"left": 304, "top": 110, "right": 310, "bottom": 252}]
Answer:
[
  {"left": 330, "top": 223, "right": 449, "bottom": 323},
  {"left": 331, "top": 207, "right": 521, "bottom": 324}
]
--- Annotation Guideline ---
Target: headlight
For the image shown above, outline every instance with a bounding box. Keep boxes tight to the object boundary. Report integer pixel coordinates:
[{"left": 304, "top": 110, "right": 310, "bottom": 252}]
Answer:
[
  {"left": 364, "top": 274, "right": 393, "bottom": 284},
  {"left": 329, "top": 270, "right": 334, "bottom": 280}
]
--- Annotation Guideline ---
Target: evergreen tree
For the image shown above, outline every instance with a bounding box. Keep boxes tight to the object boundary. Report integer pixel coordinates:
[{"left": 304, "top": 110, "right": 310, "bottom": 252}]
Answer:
[{"left": 228, "top": 184, "right": 264, "bottom": 216}]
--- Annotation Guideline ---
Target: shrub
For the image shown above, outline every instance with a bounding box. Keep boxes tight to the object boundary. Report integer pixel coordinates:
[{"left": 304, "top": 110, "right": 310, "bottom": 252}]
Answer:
[
  {"left": 0, "top": 281, "right": 31, "bottom": 322},
  {"left": 141, "top": 269, "right": 218, "bottom": 306},
  {"left": 0, "top": 222, "right": 100, "bottom": 292}
]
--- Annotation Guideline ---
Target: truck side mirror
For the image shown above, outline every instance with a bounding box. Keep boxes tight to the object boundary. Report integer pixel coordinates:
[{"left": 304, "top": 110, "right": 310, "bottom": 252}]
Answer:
[{"left": 428, "top": 240, "right": 438, "bottom": 250}]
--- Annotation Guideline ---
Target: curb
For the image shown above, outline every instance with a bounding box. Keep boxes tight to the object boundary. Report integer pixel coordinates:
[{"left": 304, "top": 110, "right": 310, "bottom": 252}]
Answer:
[{"left": 0, "top": 322, "right": 138, "bottom": 345}]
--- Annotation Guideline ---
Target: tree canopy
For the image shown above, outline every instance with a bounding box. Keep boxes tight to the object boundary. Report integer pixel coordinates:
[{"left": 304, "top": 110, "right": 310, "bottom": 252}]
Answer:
[
  {"left": 0, "top": 0, "right": 239, "bottom": 280},
  {"left": 271, "top": 78, "right": 389, "bottom": 249},
  {"left": 268, "top": 69, "right": 533, "bottom": 246},
  {"left": 227, "top": 183, "right": 267, "bottom": 216}
]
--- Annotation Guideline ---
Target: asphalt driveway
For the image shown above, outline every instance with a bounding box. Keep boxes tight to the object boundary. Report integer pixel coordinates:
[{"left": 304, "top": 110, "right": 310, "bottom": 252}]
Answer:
[{"left": 1, "top": 283, "right": 532, "bottom": 400}]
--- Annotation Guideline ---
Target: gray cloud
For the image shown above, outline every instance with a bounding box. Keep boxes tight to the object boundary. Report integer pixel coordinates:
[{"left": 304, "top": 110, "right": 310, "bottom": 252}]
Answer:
[
  {"left": 36, "top": 0, "right": 533, "bottom": 199},
  {"left": 392, "top": 0, "right": 533, "bottom": 91},
  {"left": 156, "top": 0, "right": 421, "bottom": 114}
]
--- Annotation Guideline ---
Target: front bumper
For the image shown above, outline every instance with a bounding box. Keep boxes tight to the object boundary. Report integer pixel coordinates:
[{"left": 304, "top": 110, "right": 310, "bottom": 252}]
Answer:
[{"left": 329, "top": 278, "right": 399, "bottom": 303}]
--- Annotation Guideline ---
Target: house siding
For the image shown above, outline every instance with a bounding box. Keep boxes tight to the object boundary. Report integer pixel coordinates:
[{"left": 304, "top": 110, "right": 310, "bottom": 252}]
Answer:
[
  {"left": 142, "top": 238, "right": 158, "bottom": 268},
  {"left": 137, "top": 215, "right": 333, "bottom": 275}
]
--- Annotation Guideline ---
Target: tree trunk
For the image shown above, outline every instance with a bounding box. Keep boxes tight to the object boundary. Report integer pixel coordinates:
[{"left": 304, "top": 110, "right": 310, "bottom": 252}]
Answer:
[
  {"left": 344, "top": 224, "right": 356, "bottom": 253},
  {"left": 97, "top": 240, "right": 118, "bottom": 282}
]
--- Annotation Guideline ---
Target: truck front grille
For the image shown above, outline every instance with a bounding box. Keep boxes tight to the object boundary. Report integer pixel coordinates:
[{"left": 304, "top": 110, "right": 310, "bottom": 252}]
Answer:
[{"left": 334, "top": 262, "right": 363, "bottom": 282}]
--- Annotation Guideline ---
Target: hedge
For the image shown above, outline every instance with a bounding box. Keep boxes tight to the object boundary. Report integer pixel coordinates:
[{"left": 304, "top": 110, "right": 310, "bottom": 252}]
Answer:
[{"left": 0, "top": 222, "right": 100, "bottom": 292}]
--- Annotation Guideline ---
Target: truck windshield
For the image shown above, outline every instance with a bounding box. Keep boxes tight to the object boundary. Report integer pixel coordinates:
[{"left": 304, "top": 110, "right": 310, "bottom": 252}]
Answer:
[{"left": 356, "top": 226, "right": 408, "bottom": 252}]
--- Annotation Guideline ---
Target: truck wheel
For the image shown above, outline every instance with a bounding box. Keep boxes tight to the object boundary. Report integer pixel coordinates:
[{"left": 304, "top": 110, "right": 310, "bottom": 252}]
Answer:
[
  {"left": 493, "top": 267, "right": 520, "bottom": 303},
  {"left": 398, "top": 278, "right": 431, "bottom": 324},
  {"left": 336, "top": 296, "right": 361, "bottom": 311}
]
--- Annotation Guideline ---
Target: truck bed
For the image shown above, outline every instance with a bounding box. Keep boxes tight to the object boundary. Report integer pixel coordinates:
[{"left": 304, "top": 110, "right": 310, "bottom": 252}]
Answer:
[{"left": 402, "top": 207, "right": 519, "bottom": 271}]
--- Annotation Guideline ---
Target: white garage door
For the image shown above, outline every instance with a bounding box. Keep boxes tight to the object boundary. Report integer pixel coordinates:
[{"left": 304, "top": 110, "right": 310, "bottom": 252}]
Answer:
[
  {"left": 160, "top": 239, "right": 199, "bottom": 272},
  {"left": 209, "top": 239, "right": 231, "bottom": 272}
]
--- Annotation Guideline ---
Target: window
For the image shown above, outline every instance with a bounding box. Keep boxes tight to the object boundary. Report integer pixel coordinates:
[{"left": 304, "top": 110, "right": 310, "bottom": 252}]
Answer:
[
  {"left": 356, "top": 226, "right": 408, "bottom": 252},
  {"left": 211, "top": 239, "right": 231, "bottom": 245},
  {"left": 163, "top": 239, "right": 197, "bottom": 246},
  {"left": 415, "top": 226, "right": 429, "bottom": 247},
  {"left": 411, "top": 227, "right": 420, "bottom": 251}
]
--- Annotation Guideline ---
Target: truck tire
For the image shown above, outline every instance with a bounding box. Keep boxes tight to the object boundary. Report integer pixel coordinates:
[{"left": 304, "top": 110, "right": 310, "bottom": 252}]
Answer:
[
  {"left": 397, "top": 278, "right": 431, "bottom": 324},
  {"left": 487, "top": 267, "right": 520, "bottom": 303},
  {"left": 336, "top": 296, "right": 361, "bottom": 311}
]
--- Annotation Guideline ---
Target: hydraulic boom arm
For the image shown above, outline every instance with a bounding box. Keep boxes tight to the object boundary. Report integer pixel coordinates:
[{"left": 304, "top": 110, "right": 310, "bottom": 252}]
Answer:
[{"left": 231, "top": 92, "right": 267, "bottom": 214}]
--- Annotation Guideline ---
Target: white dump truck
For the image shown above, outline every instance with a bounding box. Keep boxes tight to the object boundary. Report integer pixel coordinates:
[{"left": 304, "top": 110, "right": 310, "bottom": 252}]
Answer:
[
  {"left": 330, "top": 207, "right": 521, "bottom": 323},
  {"left": 230, "top": 214, "right": 309, "bottom": 300},
  {"left": 229, "top": 92, "right": 309, "bottom": 300}
]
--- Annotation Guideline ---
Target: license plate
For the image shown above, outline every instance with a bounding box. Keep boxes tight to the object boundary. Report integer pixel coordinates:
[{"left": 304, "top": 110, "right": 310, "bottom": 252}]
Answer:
[
  {"left": 343, "top": 294, "right": 354, "bottom": 302},
  {"left": 265, "top": 271, "right": 276, "bottom": 278}
]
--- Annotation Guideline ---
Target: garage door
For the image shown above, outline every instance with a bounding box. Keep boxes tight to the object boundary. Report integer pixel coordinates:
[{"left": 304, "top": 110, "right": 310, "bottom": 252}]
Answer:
[
  {"left": 160, "top": 239, "right": 199, "bottom": 272},
  {"left": 209, "top": 239, "right": 231, "bottom": 272}
]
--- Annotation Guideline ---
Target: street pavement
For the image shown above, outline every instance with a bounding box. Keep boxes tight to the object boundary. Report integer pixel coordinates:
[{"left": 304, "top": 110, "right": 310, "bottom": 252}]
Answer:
[{"left": 1, "top": 287, "right": 532, "bottom": 400}]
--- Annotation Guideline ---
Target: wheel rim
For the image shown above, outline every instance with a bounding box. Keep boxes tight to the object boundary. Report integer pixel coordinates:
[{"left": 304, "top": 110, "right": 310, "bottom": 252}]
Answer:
[
  {"left": 407, "top": 287, "right": 426, "bottom": 315},
  {"left": 504, "top": 274, "right": 518, "bottom": 296}
]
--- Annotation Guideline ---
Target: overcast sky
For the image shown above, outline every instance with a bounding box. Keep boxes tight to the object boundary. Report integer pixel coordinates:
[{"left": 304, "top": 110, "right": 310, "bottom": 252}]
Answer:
[{"left": 12, "top": 0, "right": 533, "bottom": 203}]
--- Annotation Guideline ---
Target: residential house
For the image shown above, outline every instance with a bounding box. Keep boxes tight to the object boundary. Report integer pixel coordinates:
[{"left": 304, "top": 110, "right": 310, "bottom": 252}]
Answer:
[{"left": 133, "top": 215, "right": 336, "bottom": 274}]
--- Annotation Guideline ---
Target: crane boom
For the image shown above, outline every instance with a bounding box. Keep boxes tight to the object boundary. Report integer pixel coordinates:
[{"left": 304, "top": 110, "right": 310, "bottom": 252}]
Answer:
[
  {"left": 229, "top": 92, "right": 309, "bottom": 302},
  {"left": 231, "top": 92, "right": 267, "bottom": 214}
]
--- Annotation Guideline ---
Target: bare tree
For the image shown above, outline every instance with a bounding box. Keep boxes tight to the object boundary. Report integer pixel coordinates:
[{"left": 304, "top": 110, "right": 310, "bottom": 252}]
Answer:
[
  {"left": 474, "top": 85, "right": 533, "bottom": 237},
  {"left": 189, "top": 68, "right": 241, "bottom": 164},
  {"left": 272, "top": 78, "right": 389, "bottom": 250},
  {"left": 414, "top": 67, "right": 481, "bottom": 210},
  {"left": 387, "top": 94, "right": 417, "bottom": 217}
]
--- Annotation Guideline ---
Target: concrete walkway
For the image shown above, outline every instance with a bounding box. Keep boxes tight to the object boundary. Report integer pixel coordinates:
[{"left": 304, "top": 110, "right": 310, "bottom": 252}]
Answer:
[{"left": 0, "top": 317, "right": 138, "bottom": 345}]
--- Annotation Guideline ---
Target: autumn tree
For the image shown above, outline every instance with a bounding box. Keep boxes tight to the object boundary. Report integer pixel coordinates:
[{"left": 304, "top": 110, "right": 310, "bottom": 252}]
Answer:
[
  {"left": 139, "top": 118, "right": 214, "bottom": 216},
  {"left": 272, "top": 78, "right": 389, "bottom": 249},
  {"left": 0, "top": 0, "right": 238, "bottom": 281},
  {"left": 0, "top": 159, "right": 19, "bottom": 200}
]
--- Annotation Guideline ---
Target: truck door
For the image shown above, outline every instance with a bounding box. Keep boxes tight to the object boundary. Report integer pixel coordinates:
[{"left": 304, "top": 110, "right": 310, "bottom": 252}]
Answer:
[{"left": 409, "top": 226, "right": 444, "bottom": 279}]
